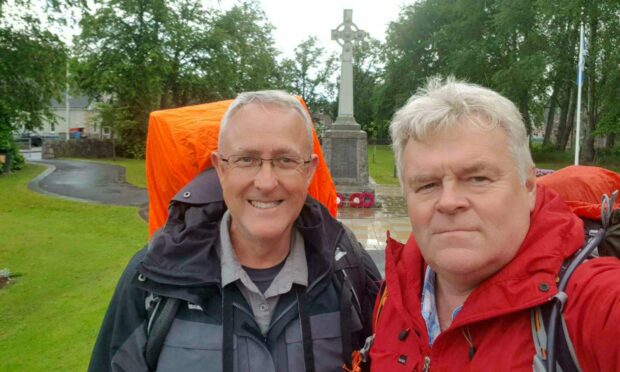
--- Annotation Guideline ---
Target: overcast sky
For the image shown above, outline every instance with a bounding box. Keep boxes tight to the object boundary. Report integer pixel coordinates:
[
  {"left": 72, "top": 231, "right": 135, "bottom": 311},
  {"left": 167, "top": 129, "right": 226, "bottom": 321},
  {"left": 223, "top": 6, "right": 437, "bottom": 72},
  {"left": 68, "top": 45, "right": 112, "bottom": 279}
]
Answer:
[
  {"left": 219, "top": 0, "right": 411, "bottom": 58},
  {"left": 3, "top": 0, "right": 411, "bottom": 56}
]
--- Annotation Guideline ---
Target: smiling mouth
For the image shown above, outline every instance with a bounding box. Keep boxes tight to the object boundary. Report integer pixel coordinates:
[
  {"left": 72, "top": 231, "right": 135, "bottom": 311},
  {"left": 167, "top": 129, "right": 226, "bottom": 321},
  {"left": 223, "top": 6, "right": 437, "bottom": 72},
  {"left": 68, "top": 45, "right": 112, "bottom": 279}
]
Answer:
[{"left": 249, "top": 200, "right": 282, "bottom": 209}]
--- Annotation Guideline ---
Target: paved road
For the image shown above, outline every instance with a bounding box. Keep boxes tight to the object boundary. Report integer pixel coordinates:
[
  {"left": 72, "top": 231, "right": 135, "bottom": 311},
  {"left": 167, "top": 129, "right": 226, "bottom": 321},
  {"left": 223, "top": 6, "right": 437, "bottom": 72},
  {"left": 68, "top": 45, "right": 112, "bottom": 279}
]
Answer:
[{"left": 29, "top": 159, "right": 148, "bottom": 206}]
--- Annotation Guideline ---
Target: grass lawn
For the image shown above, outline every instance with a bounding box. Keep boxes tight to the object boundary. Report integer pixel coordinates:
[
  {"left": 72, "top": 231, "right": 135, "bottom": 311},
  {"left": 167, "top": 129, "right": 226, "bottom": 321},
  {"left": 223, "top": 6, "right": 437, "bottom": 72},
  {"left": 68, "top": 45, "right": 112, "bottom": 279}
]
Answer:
[
  {"left": 0, "top": 165, "right": 147, "bottom": 371},
  {"left": 368, "top": 144, "right": 399, "bottom": 185}
]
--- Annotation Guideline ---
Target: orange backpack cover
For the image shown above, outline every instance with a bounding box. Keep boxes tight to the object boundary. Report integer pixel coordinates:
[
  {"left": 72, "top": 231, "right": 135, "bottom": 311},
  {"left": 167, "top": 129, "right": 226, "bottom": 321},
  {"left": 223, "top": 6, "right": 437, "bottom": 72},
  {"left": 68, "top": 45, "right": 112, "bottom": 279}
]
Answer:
[
  {"left": 537, "top": 165, "right": 620, "bottom": 220},
  {"left": 146, "top": 98, "right": 337, "bottom": 237}
]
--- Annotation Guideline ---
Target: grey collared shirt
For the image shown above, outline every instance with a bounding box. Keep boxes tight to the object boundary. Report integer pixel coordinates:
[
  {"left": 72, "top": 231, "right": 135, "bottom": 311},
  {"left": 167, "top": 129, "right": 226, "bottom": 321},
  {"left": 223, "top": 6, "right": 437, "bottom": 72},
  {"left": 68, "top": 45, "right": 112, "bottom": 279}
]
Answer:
[{"left": 218, "top": 210, "right": 308, "bottom": 335}]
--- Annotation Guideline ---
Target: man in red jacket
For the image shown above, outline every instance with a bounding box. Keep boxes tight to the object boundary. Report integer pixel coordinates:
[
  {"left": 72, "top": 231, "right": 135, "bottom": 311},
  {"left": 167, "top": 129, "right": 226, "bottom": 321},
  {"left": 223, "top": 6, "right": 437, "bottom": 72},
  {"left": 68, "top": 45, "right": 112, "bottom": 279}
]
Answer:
[{"left": 370, "top": 77, "right": 620, "bottom": 371}]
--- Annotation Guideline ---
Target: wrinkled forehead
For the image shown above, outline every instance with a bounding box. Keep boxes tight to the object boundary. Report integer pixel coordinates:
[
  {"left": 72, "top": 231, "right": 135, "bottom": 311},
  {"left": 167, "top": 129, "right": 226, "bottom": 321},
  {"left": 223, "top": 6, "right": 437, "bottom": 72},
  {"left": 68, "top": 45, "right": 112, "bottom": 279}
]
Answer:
[
  {"left": 220, "top": 103, "right": 312, "bottom": 152},
  {"left": 229, "top": 102, "right": 308, "bottom": 130},
  {"left": 415, "top": 113, "right": 500, "bottom": 143}
]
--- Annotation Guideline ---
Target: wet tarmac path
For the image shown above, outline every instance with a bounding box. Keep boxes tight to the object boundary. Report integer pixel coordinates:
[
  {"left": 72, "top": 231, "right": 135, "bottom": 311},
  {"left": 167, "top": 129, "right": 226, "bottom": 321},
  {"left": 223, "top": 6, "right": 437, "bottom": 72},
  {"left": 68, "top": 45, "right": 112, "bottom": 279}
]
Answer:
[{"left": 28, "top": 159, "right": 148, "bottom": 206}]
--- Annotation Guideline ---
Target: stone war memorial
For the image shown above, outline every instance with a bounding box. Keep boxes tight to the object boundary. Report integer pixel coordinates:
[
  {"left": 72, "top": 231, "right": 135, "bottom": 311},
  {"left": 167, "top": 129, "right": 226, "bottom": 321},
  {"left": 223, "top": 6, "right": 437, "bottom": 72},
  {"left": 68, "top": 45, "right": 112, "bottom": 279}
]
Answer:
[{"left": 323, "top": 9, "right": 375, "bottom": 208}]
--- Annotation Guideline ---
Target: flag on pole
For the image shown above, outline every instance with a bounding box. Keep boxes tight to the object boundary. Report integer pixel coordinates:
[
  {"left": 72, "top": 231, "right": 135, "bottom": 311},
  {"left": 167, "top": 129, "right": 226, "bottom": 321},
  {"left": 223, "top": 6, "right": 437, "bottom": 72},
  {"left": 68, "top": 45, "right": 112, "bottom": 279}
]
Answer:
[
  {"left": 574, "top": 23, "right": 586, "bottom": 166},
  {"left": 577, "top": 31, "right": 588, "bottom": 86}
]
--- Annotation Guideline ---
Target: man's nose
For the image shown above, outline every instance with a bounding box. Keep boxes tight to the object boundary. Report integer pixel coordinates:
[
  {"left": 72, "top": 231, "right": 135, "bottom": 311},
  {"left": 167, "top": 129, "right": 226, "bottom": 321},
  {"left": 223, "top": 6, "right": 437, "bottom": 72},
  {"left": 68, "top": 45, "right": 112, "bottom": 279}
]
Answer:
[
  {"left": 436, "top": 184, "right": 469, "bottom": 213},
  {"left": 253, "top": 160, "right": 278, "bottom": 191}
]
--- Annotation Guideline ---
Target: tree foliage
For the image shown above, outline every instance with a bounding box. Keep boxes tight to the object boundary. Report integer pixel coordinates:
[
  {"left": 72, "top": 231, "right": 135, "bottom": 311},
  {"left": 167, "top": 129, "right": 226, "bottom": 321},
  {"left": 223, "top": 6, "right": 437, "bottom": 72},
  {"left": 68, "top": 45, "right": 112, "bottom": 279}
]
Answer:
[
  {"left": 352, "top": 36, "right": 386, "bottom": 139},
  {"left": 379, "top": 0, "right": 620, "bottom": 161},
  {"left": 74, "top": 0, "right": 280, "bottom": 158},
  {"left": 0, "top": 26, "right": 66, "bottom": 132},
  {"left": 0, "top": 7, "right": 67, "bottom": 171},
  {"left": 279, "top": 36, "right": 337, "bottom": 116}
]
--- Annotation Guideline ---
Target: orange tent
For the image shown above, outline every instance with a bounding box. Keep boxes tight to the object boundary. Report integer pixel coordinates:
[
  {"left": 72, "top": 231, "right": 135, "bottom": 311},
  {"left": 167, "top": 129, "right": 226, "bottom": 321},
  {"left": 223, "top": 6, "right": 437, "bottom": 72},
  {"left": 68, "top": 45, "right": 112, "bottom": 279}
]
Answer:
[
  {"left": 146, "top": 98, "right": 337, "bottom": 237},
  {"left": 537, "top": 165, "right": 620, "bottom": 220}
]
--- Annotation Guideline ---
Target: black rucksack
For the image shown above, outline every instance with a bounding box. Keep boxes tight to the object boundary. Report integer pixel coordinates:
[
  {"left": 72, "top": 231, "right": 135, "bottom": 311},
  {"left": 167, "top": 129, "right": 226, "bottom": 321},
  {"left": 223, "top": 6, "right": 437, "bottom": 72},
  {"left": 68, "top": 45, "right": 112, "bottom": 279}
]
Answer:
[{"left": 143, "top": 223, "right": 380, "bottom": 372}]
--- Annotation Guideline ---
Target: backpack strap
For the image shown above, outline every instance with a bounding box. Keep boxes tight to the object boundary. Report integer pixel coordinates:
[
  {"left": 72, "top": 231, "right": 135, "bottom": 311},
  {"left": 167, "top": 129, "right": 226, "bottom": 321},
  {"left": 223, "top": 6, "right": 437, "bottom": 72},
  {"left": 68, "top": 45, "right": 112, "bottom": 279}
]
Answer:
[
  {"left": 335, "top": 224, "right": 370, "bottom": 317},
  {"left": 358, "top": 280, "right": 387, "bottom": 364},
  {"left": 145, "top": 295, "right": 181, "bottom": 371},
  {"left": 531, "top": 227, "right": 606, "bottom": 372},
  {"left": 222, "top": 286, "right": 235, "bottom": 372},
  {"left": 373, "top": 281, "right": 388, "bottom": 332},
  {"left": 531, "top": 300, "right": 581, "bottom": 372},
  {"left": 334, "top": 223, "right": 381, "bottom": 371},
  {"left": 531, "top": 190, "right": 619, "bottom": 372},
  {"left": 334, "top": 270, "right": 354, "bottom": 368},
  {"left": 297, "top": 286, "right": 316, "bottom": 372}
]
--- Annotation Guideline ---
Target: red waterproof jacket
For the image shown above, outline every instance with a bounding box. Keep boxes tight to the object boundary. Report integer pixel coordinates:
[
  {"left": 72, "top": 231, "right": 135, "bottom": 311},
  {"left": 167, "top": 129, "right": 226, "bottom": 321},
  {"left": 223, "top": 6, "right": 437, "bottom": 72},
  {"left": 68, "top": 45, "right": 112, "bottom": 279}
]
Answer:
[{"left": 370, "top": 185, "right": 620, "bottom": 371}]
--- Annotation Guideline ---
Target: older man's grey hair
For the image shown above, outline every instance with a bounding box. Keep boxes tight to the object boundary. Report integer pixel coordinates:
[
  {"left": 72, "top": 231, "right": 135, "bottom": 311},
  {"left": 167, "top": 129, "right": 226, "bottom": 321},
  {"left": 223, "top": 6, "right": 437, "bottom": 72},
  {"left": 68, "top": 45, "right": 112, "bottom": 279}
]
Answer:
[
  {"left": 389, "top": 76, "right": 534, "bottom": 186},
  {"left": 219, "top": 90, "right": 314, "bottom": 151}
]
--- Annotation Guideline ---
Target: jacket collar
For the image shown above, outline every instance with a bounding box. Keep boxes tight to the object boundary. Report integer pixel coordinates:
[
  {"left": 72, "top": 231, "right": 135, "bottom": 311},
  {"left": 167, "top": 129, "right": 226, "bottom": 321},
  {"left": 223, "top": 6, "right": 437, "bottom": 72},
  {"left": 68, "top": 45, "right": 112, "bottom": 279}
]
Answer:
[
  {"left": 139, "top": 167, "right": 341, "bottom": 296},
  {"left": 384, "top": 184, "right": 585, "bottom": 327}
]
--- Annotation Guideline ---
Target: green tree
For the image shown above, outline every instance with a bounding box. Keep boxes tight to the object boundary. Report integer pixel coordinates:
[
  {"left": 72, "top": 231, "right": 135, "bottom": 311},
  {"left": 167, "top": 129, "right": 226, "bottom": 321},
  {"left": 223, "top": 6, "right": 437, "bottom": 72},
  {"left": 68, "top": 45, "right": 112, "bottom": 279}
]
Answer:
[
  {"left": 74, "top": 0, "right": 170, "bottom": 157},
  {"left": 0, "top": 18, "right": 66, "bottom": 171},
  {"left": 579, "top": 1, "right": 620, "bottom": 161},
  {"left": 74, "top": 0, "right": 280, "bottom": 158},
  {"left": 352, "top": 37, "right": 385, "bottom": 138},
  {"left": 90, "top": 103, "right": 135, "bottom": 160},
  {"left": 381, "top": 0, "right": 547, "bottom": 134},
  {"left": 279, "top": 36, "right": 337, "bottom": 115},
  {"left": 380, "top": 0, "right": 620, "bottom": 161},
  {"left": 203, "top": 2, "right": 280, "bottom": 99}
]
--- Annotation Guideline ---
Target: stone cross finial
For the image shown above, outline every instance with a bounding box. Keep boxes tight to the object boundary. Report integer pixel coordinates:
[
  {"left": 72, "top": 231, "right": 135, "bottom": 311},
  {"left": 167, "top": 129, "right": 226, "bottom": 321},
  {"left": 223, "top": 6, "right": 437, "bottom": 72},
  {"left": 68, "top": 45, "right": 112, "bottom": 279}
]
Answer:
[
  {"left": 331, "top": 9, "right": 366, "bottom": 128},
  {"left": 331, "top": 9, "right": 366, "bottom": 52}
]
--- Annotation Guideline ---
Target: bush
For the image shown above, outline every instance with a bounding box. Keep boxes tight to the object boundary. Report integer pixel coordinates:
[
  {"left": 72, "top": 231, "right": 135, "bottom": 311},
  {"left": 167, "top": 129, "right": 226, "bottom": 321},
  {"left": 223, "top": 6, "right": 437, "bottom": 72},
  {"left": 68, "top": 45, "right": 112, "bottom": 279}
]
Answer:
[
  {"left": 9, "top": 142, "right": 25, "bottom": 171},
  {"left": 530, "top": 144, "right": 572, "bottom": 163},
  {"left": 595, "top": 146, "right": 620, "bottom": 165},
  {"left": 116, "top": 138, "right": 145, "bottom": 159},
  {"left": 0, "top": 136, "right": 25, "bottom": 174}
]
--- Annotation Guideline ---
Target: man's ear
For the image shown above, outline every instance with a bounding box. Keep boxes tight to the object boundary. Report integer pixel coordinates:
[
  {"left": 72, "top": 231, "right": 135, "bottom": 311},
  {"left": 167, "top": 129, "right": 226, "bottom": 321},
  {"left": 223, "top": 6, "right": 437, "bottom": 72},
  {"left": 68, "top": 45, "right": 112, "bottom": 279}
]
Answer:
[
  {"left": 211, "top": 152, "right": 224, "bottom": 177},
  {"left": 305, "top": 154, "right": 319, "bottom": 185},
  {"left": 526, "top": 166, "right": 537, "bottom": 212}
]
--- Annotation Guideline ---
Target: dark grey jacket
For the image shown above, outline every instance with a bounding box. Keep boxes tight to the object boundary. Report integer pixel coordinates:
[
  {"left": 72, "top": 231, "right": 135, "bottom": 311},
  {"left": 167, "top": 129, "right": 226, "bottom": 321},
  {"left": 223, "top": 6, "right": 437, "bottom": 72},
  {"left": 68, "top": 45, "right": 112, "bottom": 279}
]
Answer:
[{"left": 88, "top": 169, "right": 381, "bottom": 372}]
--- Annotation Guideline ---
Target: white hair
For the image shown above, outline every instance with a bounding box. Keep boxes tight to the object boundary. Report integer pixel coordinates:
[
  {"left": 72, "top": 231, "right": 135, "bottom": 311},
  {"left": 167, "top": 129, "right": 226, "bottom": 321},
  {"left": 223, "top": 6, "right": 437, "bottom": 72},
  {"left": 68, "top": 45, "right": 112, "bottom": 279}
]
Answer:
[
  {"left": 219, "top": 90, "right": 313, "bottom": 150},
  {"left": 390, "top": 76, "right": 534, "bottom": 185}
]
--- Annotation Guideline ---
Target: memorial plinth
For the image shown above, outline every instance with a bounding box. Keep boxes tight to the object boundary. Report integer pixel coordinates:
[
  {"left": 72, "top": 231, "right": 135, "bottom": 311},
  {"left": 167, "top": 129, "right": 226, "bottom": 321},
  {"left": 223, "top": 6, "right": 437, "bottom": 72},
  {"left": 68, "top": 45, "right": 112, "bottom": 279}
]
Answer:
[{"left": 323, "top": 9, "right": 374, "bottom": 206}]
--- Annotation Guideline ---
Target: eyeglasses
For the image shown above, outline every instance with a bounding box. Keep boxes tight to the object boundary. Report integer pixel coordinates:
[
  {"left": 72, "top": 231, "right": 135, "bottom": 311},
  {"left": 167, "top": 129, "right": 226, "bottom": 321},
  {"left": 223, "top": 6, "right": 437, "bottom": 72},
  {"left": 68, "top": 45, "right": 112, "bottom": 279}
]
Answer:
[{"left": 218, "top": 154, "right": 312, "bottom": 175}]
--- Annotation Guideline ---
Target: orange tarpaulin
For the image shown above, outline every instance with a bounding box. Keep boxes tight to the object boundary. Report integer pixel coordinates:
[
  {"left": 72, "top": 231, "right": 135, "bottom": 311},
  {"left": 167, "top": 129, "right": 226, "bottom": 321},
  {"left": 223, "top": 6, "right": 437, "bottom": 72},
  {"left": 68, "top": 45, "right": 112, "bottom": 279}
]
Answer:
[
  {"left": 537, "top": 165, "right": 620, "bottom": 220},
  {"left": 146, "top": 98, "right": 337, "bottom": 237}
]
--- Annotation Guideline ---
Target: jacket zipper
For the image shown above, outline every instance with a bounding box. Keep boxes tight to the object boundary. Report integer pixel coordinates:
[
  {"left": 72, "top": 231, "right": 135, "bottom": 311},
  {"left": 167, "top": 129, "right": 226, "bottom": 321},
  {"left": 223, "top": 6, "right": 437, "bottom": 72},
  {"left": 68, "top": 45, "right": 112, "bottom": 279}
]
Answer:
[
  {"left": 422, "top": 356, "right": 431, "bottom": 372},
  {"left": 304, "top": 228, "right": 345, "bottom": 296}
]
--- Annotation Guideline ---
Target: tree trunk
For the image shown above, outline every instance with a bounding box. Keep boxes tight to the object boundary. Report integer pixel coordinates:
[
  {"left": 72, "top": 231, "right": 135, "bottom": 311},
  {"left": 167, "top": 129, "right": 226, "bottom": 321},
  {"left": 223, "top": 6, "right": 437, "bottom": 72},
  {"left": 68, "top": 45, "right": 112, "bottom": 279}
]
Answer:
[
  {"left": 160, "top": 88, "right": 169, "bottom": 108},
  {"left": 519, "top": 92, "right": 531, "bottom": 136},
  {"left": 543, "top": 82, "right": 559, "bottom": 146},
  {"left": 606, "top": 133, "right": 615, "bottom": 148},
  {"left": 559, "top": 90, "right": 576, "bottom": 151},
  {"left": 555, "top": 83, "right": 572, "bottom": 148}
]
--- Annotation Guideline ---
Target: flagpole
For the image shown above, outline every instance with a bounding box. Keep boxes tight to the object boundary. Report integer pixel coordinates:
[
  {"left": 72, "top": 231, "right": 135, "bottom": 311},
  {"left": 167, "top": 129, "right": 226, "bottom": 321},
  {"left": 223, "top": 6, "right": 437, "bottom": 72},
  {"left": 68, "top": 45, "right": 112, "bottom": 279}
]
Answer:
[
  {"left": 574, "top": 22, "right": 584, "bottom": 166},
  {"left": 65, "top": 60, "right": 71, "bottom": 141}
]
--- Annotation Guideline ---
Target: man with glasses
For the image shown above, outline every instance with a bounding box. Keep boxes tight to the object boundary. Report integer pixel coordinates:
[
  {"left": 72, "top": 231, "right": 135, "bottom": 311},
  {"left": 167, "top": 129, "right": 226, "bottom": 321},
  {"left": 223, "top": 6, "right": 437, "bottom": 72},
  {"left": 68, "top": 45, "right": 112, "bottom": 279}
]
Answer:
[{"left": 89, "top": 90, "right": 381, "bottom": 372}]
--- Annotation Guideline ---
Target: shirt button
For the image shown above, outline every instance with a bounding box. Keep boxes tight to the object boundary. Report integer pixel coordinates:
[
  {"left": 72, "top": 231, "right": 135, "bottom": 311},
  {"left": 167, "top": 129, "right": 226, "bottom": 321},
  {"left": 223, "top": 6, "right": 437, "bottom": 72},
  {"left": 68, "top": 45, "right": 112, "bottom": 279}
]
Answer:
[{"left": 259, "top": 303, "right": 268, "bottom": 311}]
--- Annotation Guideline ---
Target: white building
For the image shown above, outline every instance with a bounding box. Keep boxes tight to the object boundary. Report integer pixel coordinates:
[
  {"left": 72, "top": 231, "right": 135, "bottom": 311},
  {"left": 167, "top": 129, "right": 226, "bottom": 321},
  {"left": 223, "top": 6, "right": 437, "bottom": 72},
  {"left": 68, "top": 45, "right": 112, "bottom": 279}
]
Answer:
[{"left": 42, "top": 96, "right": 108, "bottom": 139}]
